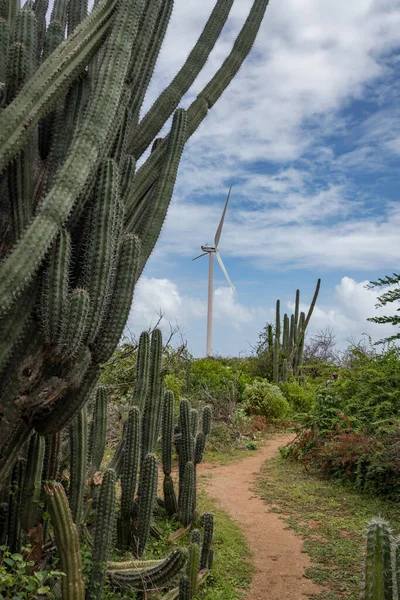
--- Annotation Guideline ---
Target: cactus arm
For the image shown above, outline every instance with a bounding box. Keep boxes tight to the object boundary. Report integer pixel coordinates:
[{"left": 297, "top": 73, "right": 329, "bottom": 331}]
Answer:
[
  {"left": 187, "top": 541, "right": 200, "bottom": 597},
  {"left": 0, "top": 0, "right": 119, "bottom": 172},
  {"left": 87, "top": 468, "right": 117, "bottom": 600},
  {"left": 303, "top": 278, "right": 321, "bottom": 331},
  {"left": 91, "top": 234, "right": 140, "bottom": 364},
  {"left": 59, "top": 288, "right": 91, "bottom": 358},
  {"left": 108, "top": 547, "right": 188, "bottom": 590},
  {"left": 7, "top": 457, "right": 26, "bottom": 552},
  {"left": 69, "top": 406, "right": 88, "bottom": 528},
  {"left": 45, "top": 481, "right": 85, "bottom": 600},
  {"left": 363, "top": 517, "right": 393, "bottom": 600},
  {"left": 200, "top": 512, "right": 214, "bottom": 570},
  {"left": 129, "top": 0, "right": 234, "bottom": 159},
  {"left": 179, "top": 461, "right": 195, "bottom": 527},
  {"left": 163, "top": 473, "right": 178, "bottom": 516},
  {"left": 141, "top": 328, "right": 163, "bottom": 457},
  {"left": 40, "top": 229, "right": 71, "bottom": 346},
  {"left": 0, "top": 0, "right": 147, "bottom": 316},
  {"left": 202, "top": 405, "right": 212, "bottom": 437},
  {"left": 162, "top": 390, "right": 174, "bottom": 476}
]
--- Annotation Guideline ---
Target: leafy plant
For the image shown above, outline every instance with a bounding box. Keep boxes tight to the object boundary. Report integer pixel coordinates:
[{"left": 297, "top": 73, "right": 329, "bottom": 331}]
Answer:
[
  {"left": 280, "top": 380, "right": 316, "bottom": 414},
  {"left": 0, "top": 546, "right": 63, "bottom": 599},
  {"left": 244, "top": 380, "right": 289, "bottom": 421}
]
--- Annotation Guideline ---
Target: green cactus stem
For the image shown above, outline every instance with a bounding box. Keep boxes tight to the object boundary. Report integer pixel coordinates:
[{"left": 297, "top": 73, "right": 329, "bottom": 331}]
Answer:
[
  {"left": 187, "top": 541, "right": 200, "bottom": 597},
  {"left": 163, "top": 474, "right": 178, "bottom": 517},
  {"left": 7, "top": 457, "right": 26, "bottom": 552},
  {"left": 69, "top": 406, "right": 88, "bottom": 529},
  {"left": 200, "top": 513, "right": 214, "bottom": 570},
  {"left": 87, "top": 468, "right": 117, "bottom": 600},
  {"left": 20, "top": 432, "right": 45, "bottom": 532},
  {"left": 108, "top": 547, "right": 188, "bottom": 591},
  {"left": 162, "top": 389, "right": 174, "bottom": 476},
  {"left": 180, "top": 461, "right": 195, "bottom": 528},
  {"left": 202, "top": 405, "right": 212, "bottom": 437},
  {"left": 141, "top": 328, "right": 163, "bottom": 458},
  {"left": 133, "top": 330, "right": 150, "bottom": 412},
  {"left": 45, "top": 481, "right": 85, "bottom": 600},
  {"left": 88, "top": 385, "right": 108, "bottom": 476},
  {"left": 363, "top": 517, "right": 394, "bottom": 600},
  {"left": 136, "top": 452, "right": 158, "bottom": 557},
  {"left": 118, "top": 405, "right": 140, "bottom": 551}
]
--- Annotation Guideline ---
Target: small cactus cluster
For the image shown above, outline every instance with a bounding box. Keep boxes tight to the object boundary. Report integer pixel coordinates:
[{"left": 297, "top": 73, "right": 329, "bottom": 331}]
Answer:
[
  {"left": 269, "top": 279, "right": 321, "bottom": 383},
  {"left": 0, "top": 0, "right": 271, "bottom": 485},
  {"left": 0, "top": 329, "right": 215, "bottom": 598},
  {"left": 362, "top": 517, "right": 400, "bottom": 600}
]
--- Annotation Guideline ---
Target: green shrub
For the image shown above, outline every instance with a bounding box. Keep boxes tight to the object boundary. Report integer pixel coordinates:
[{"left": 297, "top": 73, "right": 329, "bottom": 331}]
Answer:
[
  {"left": 0, "top": 546, "right": 63, "bottom": 599},
  {"left": 244, "top": 380, "right": 289, "bottom": 421},
  {"left": 280, "top": 381, "right": 316, "bottom": 413}
]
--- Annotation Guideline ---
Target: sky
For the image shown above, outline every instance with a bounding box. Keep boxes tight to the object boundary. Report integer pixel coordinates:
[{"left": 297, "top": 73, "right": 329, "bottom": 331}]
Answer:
[{"left": 126, "top": 0, "right": 400, "bottom": 358}]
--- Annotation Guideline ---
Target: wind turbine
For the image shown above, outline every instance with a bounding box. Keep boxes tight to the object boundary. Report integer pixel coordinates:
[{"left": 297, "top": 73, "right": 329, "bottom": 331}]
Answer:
[{"left": 192, "top": 187, "right": 237, "bottom": 357}]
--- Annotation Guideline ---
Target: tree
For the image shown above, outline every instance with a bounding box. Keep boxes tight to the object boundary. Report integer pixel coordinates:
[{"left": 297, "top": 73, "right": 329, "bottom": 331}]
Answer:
[{"left": 367, "top": 273, "right": 400, "bottom": 344}]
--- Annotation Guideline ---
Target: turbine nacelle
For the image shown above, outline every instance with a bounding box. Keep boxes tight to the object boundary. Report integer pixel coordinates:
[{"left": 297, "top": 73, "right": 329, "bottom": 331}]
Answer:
[{"left": 201, "top": 245, "right": 216, "bottom": 252}]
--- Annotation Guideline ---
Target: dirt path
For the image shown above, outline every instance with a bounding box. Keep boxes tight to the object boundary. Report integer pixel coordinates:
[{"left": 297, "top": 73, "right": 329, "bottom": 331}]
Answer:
[{"left": 198, "top": 434, "right": 324, "bottom": 600}]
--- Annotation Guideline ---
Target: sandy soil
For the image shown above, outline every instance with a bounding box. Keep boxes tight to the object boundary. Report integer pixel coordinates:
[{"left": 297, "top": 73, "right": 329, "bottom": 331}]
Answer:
[{"left": 198, "top": 434, "right": 324, "bottom": 600}]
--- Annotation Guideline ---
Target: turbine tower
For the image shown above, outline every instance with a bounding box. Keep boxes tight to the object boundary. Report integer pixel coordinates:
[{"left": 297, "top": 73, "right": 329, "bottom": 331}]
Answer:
[{"left": 193, "top": 187, "right": 237, "bottom": 357}]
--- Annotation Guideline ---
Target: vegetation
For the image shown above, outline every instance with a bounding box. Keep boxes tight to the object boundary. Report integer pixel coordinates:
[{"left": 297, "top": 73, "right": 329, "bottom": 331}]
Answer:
[
  {"left": 0, "top": 0, "right": 270, "bottom": 484},
  {"left": 367, "top": 273, "right": 400, "bottom": 344},
  {"left": 244, "top": 380, "right": 290, "bottom": 421},
  {"left": 256, "top": 453, "right": 400, "bottom": 600}
]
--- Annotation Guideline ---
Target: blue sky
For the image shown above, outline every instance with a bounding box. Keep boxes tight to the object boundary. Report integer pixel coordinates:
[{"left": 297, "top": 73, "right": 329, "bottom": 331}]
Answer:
[{"left": 126, "top": 0, "right": 400, "bottom": 357}]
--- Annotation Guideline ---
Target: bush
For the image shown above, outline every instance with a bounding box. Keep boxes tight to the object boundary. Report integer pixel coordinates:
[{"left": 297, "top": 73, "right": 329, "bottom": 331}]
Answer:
[
  {"left": 280, "top": 381, "right": 316, "bottom": 413},
  {"left": 244, "top": 380, "right": 289, "bottom": 421}
]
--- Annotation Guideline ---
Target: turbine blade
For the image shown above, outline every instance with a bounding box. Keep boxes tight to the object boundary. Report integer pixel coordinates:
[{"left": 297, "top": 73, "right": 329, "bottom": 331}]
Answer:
[
  {"left": 192, "top": 252, "right": 208, "bottom": 261},
  {"left": 214, "top": 186, "right": 232, "bottom": 248},
  {"left": 215, "top": 250, "right": 237, "bottom": 298}
]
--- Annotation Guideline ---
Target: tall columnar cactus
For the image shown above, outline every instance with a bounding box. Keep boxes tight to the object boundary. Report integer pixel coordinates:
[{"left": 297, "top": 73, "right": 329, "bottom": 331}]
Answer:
[
  {"left": 45, "top": 482, "right": 85, "bottom": 600},
  {"left": 136, "top": 452, "right": 158, "bottom": 557},
  {"left": 0, "top": 0, "right": 271, "bottom": 485},
  {"left": 272, "top": 279, "right": 321, "bottom": 382},
  {"left": 118, "top": 405, "right": 140, "bottom": 551},
  {"left": 363, "top": 517, "right": 394, "bottom": 600},
  {"left": 141, "top": 328, "right": 163, "bottom": 459},
  {"left": 69, "top": 406, "right": 88, "bottom": 529},
  {"left": 200, "top": 513, "right": 214, "bottom": 570},
  {"left": 88, "top": 386, "right": 108, "bottom": 476},
  {"left": 87, "top": 468, "right": 117, "bottom": 600},
  {"left": 20, "top": 432, "right": 45, "bottom": 532},
  {"left": 6, "top": 457, "right": 26, "bottom": 552}
]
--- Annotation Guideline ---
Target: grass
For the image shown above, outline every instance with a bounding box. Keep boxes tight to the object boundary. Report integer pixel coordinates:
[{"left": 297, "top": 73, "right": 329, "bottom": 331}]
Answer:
[
  {"left": 255, "top": 452, "right": 400, "bottom": 600},
  {"left": 195, "top": 490, "right": 253, "bottom": 600}
]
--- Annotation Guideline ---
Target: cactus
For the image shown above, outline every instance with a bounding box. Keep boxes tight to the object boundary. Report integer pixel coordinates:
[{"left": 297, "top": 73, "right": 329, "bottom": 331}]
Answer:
[
  {"left": 136, "top": 452, "right": 158, "bottom": 556},
  {"left": 7, "top": 457, "right": 26, "bottom": 552},
  {"left": 162, "top": 390, "right": 175, "bottom": 476},
  {"left": 163, "top": 474, "right": 178, "bottom": 517},
  {"left": 45, "top": 482, "right": 85, "bottom": 600},
  {"left": 87, "top": 468, "right": 117, "bottom": 600},
  {"left": 69, "top": 406, "right": 88, "bottom": 529},
  {"left": 133, "top": 331, "right": 150, "bottom": 412},
  {"left": 363, "top": 517, "right": 394, "bottom": 600},
  {"left": 271, "top": 279, "right": 321, "bottom": 382},
  {"left": 0, "top": 0, "right": 270, "bottom": 484},
  {"left": 141, "top": 328, "right": 163, "bottom": 458},
  {"left": 180, "top": 462, "right": 195, "bottom": 528},
  {"left": 20, "top": 432, "right": 45, "bottom": 532},
  {"left": 118, "top": 405, "right": 140, "bottom": 551},
  {"left": 200, "top": 513, "right": 214, "bottom": 570},
  {"left": 187, "top": 542, "right": 200, "bottom": 597},
  {"left": 108, "top": 547, "right": 188, "bottom": 590},
  {"left": 88, "top": 386, "right": 108, "bottom": 476}
]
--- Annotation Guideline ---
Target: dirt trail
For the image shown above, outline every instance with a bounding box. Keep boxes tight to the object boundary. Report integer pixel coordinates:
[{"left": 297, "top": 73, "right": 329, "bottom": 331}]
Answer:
[{"left": 198, "top": 434, "right": 323, "bottom": 600}]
